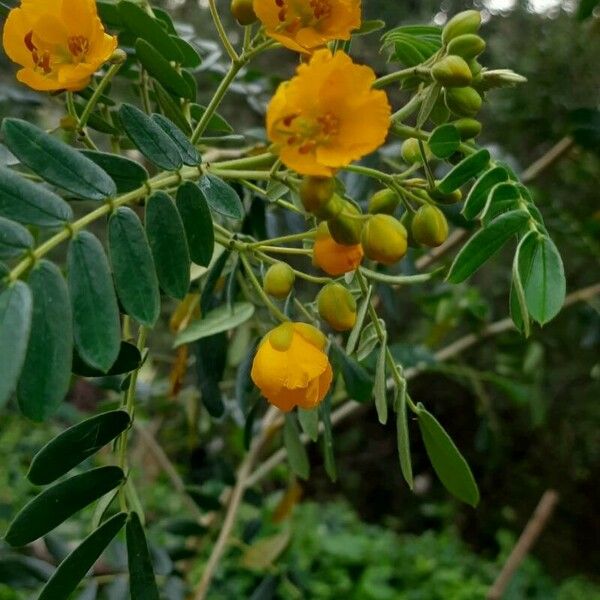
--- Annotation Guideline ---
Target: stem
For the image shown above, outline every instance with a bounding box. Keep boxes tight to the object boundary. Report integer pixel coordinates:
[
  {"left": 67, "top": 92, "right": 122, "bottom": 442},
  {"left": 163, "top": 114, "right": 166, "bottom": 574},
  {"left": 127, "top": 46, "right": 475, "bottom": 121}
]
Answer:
[
  {"left": 250, "top": 230, "right": 316, "bottom": 248},
  {"left": 208, "top": 0, "right": 238, "bottom": 62},
  {"left": 79, "top": 63, "right": 122, "bottom": 129},
  {"left": 374, "top": 66, "right": 431, "bottom": 89}
]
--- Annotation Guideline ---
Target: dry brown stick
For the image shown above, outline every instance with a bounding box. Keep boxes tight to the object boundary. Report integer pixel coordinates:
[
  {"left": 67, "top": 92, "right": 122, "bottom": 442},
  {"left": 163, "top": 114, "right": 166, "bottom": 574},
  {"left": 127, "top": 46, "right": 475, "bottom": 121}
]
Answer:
[{"left": 487, "top": 490, "right": 560, "bottom": 600}]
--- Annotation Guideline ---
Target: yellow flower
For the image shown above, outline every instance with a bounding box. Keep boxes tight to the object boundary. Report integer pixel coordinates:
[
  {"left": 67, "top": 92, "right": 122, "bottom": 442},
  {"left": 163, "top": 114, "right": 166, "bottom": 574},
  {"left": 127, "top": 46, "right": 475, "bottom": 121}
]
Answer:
[
  {"left": 251, "top": 322, "right": 333, "bottom": 412},
  {"left": 266, "top": 49, "right": 391, "bottom": 176},
  {"left": 2, "top": 0, "right": 117, "bottom": 92},
  {"left": 313, "top": 221, "right": 363, "bottom": 276},
  {"left": 253, "top": 0, "right": 361, "bottom": 54}
]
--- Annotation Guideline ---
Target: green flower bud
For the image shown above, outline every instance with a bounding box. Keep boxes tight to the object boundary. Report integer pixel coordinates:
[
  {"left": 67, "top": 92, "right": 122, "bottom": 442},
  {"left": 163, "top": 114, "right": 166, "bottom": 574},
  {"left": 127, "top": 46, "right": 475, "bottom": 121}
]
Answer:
[
  {"left": 468, "top": 59, "right": 483, "bottom": 76},
  {"left": 447, "top": 34, "right": 486, "bottom": 59},
  {"left": 412, "top": 205, "right": 449, "bottom": 247},
  {"left": 317, "top": 283, "right": 357, "bottom": 332},
  {"left": 361, "top": 215, "right": 408, "bottom": 265},
  {"left": 401, "top": 137, "right": 429, "bottom": 164},
  {"left": 444, "top": 86, "right": 482, "bottom": 117},
  {"left": 431, "top": 55, "right": 473, "bottom": 87},
  {"left": 299, "top": 176, "right": 336, "bottom": 216},
  {"left": 453, "top": 118, "right": 482, "bottom": 140},
  {"left": 109, "top": 48, "right": 128, "bottom": 65},
  {"left": 430, "top": 187, "right": 463, "bottom": 205},
  {"left": 442, "top": 10, "right": 482, "bottom": 45},
  {"left": 263, "top": 262, "right": 295, "bottom": 299},
  {"left": 230, "top": 0, "right": 257, "bottom": 25},
  {"left": 368, "top": 188, "right": 400, "bottom": 215},
  {"left": 328, "top": 202, "right": 363, "bottom": 246}
]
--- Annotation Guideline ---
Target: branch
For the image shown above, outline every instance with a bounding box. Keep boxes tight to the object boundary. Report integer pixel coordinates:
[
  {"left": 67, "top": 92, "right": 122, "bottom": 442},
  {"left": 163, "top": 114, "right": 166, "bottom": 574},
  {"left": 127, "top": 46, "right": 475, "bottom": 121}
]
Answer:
[{"left": 487, "top": 490, "right": 560, "bottom": 600}]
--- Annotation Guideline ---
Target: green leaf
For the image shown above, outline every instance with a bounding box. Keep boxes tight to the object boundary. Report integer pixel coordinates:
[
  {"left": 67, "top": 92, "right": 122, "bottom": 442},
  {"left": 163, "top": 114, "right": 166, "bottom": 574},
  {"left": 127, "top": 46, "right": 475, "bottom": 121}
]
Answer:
[
  {"left": 510, "top": 232, "right": 532, "bottom": 337},
  {"left": 68, "top": 232, "right": 121, "bottom": 373},
  {"left": 135, "top": 39, "right": 193, "bottom": 100},
  {"left": 190, "top": 105, "right": 233, "bottom": 134},
  {"left": 330, "top": 344, "right": 373, "bottom": 403},
  {"left": 417, "top": 83, "right": 442, "bottom": 129},
  {"left": 4, "top": 466, "right": 125, "bottom": 547},
  {"left": 517, "top": 232, "right": 566, "bottom": 325},
  {"left": 0, "top": 216, "right": 33, "bottom": 259},
  {"left": 175, "top": 302, "right": 254, "bottom": 347},
  {"left": 198, "top": 174, "right": 244, "bottom": 220},
  {"left": 283, "top": 413, "right": 310, "bottom": 480},
  {"left": 28, "top": 411, "right": 131, "bottom": 486},
  {"left": 0, "top": 281, "right": 32, "bottom": 409},
  {"left": 118, "top": 104, "right": 183, "bottom": 171},
  {"left": 346, "top": 285, "right": 372, "bottom": 355},
  {"left": 1, "top": 119, "right": 116, "bottom": 201},
  {"left": 319, "top": 395, "right": 337, "bottom": 482},
  {"left": 429, "top": 124, "right": 460, "bottom": 159},
  {"left": 298, "top": 407, "right": 319, "bottom": 443},
  {"left": 81, "top": 151, "right": 149, "bottom": 194},
  {"left": 417, "top": 405, "right": 479, "bottom": 506},
  {"left": 117, "top": 0, "right": 183, "bottom": 62},
  {"left": 0, "top": 166, "right": 73, "bottom": 227},
  {"left": 437, "top": 149, "right": 491, "bottom": 195},
  {"left": 126, "top": 512, "right": 160, "bottom": 600},
  {"left": 373, "top": 340, "right": 388, "bottom": 425},
  {"left": 353, "top": 19, "right": 385, "bottom": 36},
  {"left": 462, "top": 166, "right": 509, "bottom": 220},
  {"left": 395, "top": 384, "right": 413, "bottom": 490},
  {"left": 145, "top": 191, "right": 191, "bottom": 300},
  {"left": 38, "top": 513, "right": 127, "bottom": 600},
  {"left": 155, "top": 83, "right": 192, "bottom": 135},
  {"left": 73, "top": 341, "right": 142, "bottom": 377},
  {"left": 481, "top": 181, "right": 521, "bottom": 225},
  {"left": 176, "top": 182, "right": 214, "bottom": 267},
  {"left": 17, "top": 261, "right": 73, "bottom": 422},
  {"left": 108, "top": 207, "right": 160, "bottom": 327},
  {"left": 171, "top": 36, "right": 202, "bottom": 68},
  {"left": 151, "top": 113, "right": 199, "bottom": 166},
  {"left": 447, "top": 209, "right": 530, "bottom": 283}
]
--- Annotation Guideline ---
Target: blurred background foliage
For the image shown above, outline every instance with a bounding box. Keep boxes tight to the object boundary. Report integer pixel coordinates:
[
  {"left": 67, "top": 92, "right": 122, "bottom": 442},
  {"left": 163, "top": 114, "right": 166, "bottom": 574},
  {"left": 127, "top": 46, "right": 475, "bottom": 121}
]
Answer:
[{"left": 1, "top": 0, "right": 599, "bottom": 598}]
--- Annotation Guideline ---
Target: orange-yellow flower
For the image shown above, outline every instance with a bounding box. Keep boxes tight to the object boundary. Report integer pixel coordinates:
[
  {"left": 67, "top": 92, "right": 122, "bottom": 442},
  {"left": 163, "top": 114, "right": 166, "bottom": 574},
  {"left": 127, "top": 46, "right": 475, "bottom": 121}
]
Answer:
[
  {"left": 266, "top": 49, "right": 391, "bottom": 176},
  {"left": 2, "top": 0, "right": 117, "bottom": 92},
  {"left": 251, "top": 322, "right": 333, "bottom": 412},
  {"left": 253, "top": 0, "right": 361, "bottom": 54},
  {"left": 313, "top": 221, "right": 363, "bottom": 276}
]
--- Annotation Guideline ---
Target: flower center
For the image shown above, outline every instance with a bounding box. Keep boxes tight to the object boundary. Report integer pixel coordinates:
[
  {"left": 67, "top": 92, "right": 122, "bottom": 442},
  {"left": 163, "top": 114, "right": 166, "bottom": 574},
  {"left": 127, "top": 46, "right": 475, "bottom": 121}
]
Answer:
[
  {"left": 274, "top": 0, "right": 332, "bottom": 34},
  {"left": 68, "top": 35, "right": 90, "bottom": 61},
  {"left": 24, "top": 31, "right": 91, "bottom": 74},
  {"left": 277, "top": 111, "right": 340, "bottom": 154}
]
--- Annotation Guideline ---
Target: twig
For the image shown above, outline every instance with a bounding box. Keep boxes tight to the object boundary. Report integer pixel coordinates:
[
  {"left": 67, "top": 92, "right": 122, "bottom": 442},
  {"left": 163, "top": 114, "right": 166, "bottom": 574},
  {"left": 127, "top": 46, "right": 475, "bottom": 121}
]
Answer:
[
  {"left": 487, "top": 490, "right": 560, "bottom": 600},
  {"left": 192, "top": 407, "right": 279, "bottom": 600}
]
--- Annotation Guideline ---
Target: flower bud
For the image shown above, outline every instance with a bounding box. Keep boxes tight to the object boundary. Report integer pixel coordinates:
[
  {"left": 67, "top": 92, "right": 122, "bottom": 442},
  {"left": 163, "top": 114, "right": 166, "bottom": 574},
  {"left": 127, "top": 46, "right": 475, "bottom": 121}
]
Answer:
[
  {"left": 401, "top": 138, "right": 427, "bottom": 164},
  {"left": 442, "top": 10, "right": 482, "bottom": 45},
  {"left": 299, "top": 176, "right": 337, "bottom": 217},
  {"left": 109, "top": 48, "right": 128, "bottom": 64},
  {"left": 444, "top": 86, "right": 482, "bottom": 117},
  {"left": 476, "top": 69, "right": 528, "bottom": 91},
  {"left": 447, "top": 34, "right": 486, "bottom": 59},
  {"left": 468, "top": 59, "right": 483, "bottom": 76},
  {"left": 361, "top": 215, "right": 408, "bottom": 265},
  {"left": 430, "top": 187, "right": 463, "bottom": 205},
  {"left": 328, "top": 202, "right": 363, "bottom": 246},
  {"left": 411, "top": 205, "right": 449, "bottom": 247},
  {"left": 60, "top": 115, "right": 79, "bottom": 132},
  {"left": 313, "top": 222, "right": 363, "bottom": 276},
  {"left": 431, "top": 56, "right": 473, "bottom": 87},
  {"left": 368, "top": 188, "right": 400, "bottom": 215},
  {"left": 230, "top": 0, "right": 257, "bottom": 25},
  {"left": 317, "top": 283, "right": 357, "bottom": 332},
  {"left": 453, "top": 118, "right": 482, "bottom": 140},
  {"left": 263, "top": 262, "right": 295, "bottom": 299}
]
